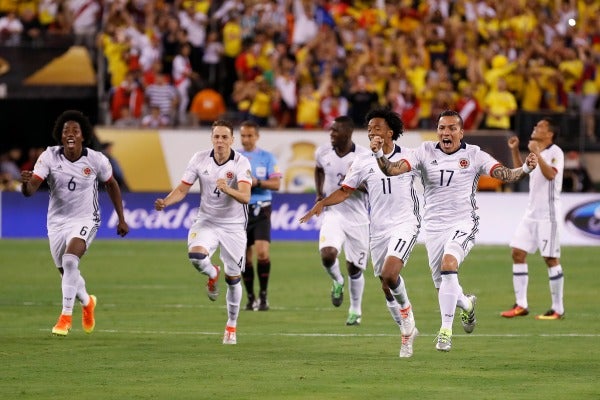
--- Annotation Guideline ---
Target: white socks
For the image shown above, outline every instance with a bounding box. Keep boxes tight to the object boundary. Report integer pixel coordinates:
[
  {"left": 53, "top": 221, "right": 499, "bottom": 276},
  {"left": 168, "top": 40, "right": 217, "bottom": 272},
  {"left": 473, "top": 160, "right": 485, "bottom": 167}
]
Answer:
[
  {"left": 61, "top": 254, "right": 81, "bottom": 315},
  {"left": 348, "top": 271, "right": 364, "bottom": 315},
  {"left": 548, "top": 265, "right": 564, "bottom": 314},
  {"left": 324, "top": 259, "right": 344, "bottom": 285},
  {"left": 438, "top": 273, "right": 465, "bottom": 331},
  {"left": 512, "top": 263, "right": 529, "bottom": 308},
  {"left": 226, "top": 281, "right": 242, "bottom": 327}
]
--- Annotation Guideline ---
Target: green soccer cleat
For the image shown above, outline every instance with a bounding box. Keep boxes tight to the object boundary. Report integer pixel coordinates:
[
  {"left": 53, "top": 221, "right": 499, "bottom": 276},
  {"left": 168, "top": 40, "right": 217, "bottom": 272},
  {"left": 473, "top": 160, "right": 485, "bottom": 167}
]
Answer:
[
  {"left": 331, "top": 282, "right": 344, "bottom": 307},
  {"left": 460, "top": 294, "right": 477, "bottom": 334},
  {"left": 435, "top": 328, "right": 452, "bottom": 352},
  {"left": 345, "top": 312, "right": 361, "bottom": 326}
]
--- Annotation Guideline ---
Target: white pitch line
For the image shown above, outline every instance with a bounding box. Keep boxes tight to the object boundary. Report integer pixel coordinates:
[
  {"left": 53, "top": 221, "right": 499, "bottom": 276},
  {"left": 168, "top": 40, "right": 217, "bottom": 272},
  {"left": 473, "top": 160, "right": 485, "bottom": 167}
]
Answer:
[{"left": 35, "top": 328, "right": 600, "bottom": 338}]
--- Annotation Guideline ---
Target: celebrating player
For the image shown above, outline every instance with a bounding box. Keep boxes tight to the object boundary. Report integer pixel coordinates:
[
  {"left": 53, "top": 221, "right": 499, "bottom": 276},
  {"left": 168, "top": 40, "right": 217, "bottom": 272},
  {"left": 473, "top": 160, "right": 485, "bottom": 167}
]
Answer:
[
  {"left": 154, "top": 120, "right": 251, "bottom": 345},
  {"left": 21, "top": 110, "right": 129, "bottom": 336},
  {"left": 301, "top": 108, "right": 421, "bottom": 358},
  {"left": 370, "top": 109, "right": 538, "bottom": 352}
]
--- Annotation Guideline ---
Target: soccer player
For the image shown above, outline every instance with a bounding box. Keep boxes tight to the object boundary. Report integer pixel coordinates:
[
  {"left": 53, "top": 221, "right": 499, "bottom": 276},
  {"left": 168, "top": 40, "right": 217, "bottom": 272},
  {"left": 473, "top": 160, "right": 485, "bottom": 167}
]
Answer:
[
  {"left": 312, "top": 116, "right": 371, "bottom": 325},
  {"left": 300, "top": 108, "right": 421, "bottom": 358},
  {"left": 370, "top": 109, "right": 538, "bottom": 352},
  {"left": 20, "top": 110, "right": 129, "bottom": 336},
  {"left": 239, "top": 120, "right": 282, "bottom": 311},
  {"left": 154, "top": 120, "right": 251, "bottom": 345},
  {"left": 501, "top": 119, "right": 565, "bottom": 320}
]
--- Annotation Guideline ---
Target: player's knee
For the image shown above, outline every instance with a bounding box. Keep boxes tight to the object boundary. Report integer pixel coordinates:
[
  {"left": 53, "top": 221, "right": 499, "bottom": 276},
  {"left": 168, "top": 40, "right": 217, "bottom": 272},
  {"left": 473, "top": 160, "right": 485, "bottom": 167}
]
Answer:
[
  {"left": 320, "top": 247, "right": 337, "bottom": 267},
  {"left": 347, "top": 263, "right": 362, "bottom": 277},
  {"left": 511, "top": 248, "right": 527, "bottom": 263}
]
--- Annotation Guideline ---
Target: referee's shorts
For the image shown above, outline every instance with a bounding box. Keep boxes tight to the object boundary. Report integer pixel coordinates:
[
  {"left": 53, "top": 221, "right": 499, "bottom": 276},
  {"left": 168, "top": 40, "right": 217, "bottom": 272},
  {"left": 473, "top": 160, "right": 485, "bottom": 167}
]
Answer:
[{"left": 247, "top": 201, "right": 272, "bottom": 246}]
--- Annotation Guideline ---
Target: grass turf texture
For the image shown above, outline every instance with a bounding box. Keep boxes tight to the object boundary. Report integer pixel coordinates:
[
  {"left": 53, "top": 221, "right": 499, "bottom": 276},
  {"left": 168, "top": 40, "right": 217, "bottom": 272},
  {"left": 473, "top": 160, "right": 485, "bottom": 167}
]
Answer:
[{"left": 1, "top": 240, "right": 598, "bottom": 399}]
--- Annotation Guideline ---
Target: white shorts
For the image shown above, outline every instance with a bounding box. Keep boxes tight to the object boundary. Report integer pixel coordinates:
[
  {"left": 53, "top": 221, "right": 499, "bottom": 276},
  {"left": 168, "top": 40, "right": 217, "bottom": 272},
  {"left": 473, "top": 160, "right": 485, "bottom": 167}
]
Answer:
[
  {"left": 318, "top": 212, "right": 369, "bottom": 270},
  {"left": 188, "top": 219, "right": 247, "bottom": 276},
  {"left": 425, "top": 221, "right": 477, "bottom": 289},
  {"left": 48, "top": 219, "right": 99, "bottom": 268},
  {"left": 370, "top": 223, "right": 419, "bottom": 277},
  {"left": 509, "top": 217, "right": 560, "bottom": 258}
]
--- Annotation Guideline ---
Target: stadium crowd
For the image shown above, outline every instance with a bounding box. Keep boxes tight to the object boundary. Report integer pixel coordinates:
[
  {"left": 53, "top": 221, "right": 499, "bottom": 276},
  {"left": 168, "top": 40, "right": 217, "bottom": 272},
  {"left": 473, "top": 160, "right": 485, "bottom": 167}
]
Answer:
[{"left": 1, "top": 0, "right": 600, "bottom": 191}]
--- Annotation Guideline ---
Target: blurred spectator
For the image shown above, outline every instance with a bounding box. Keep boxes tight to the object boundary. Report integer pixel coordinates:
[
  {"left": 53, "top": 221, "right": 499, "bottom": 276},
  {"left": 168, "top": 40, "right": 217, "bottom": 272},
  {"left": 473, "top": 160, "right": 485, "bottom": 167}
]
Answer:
[
  {"left": 273, "top": 52, "right": 298, "bottom": 128},
  {"left": 320, "top": 84, "right": 348, "bottom": 129},
  {"left": 172, "top": 42, "right": 201, "bottom": 126},
  {"left": 0, "top": 11, "right": 23, "bottom": 46},
  {"left": 563, "top": 151, "right": 593, "bottom": 192},
  {"left": 0, "top": 171, "right": 20, "bottom": 191},
  {"left": 346, "top": 74, "right": 378, "bottom": 128},
  {"left": 0, "top": 148, "right": 22, "bottom": 181},
  {"left": 114, "top": 106, "right": 140, "bottom": 128},
  {"left": 455, "top": 83, "right": 484, "bottom": 131},
  {"left": 144, "top": 72, "right": 178, "bottom": 126},
  {"left": 202, "top": 30, "right": 224, "bottom": 91},
  {"left": 141, "top": 106, "right": 170, "bottom": 128},
  {"left": 19, "top": 7, "right": 43, "bottom": 46},
  {"left": 189, "top": 88, "right": 226, "bottom": 126},
  {"left": 110, "top": 70, "right": 144, "bottom": 123},
  {"left": 221, "top": 11, "right": 243, "bottom": 106},
  {"left": 177, "top": 0, "right": 207, "bottom": 72},
  {"left": 483, "top": 77, "right": 517, "bottom": 130},
  {"left": 247, "top": 76, "right": 273, "bottom": 127},
  {"left": 67, "top": 0, "right": 101, "bottom": 50}
]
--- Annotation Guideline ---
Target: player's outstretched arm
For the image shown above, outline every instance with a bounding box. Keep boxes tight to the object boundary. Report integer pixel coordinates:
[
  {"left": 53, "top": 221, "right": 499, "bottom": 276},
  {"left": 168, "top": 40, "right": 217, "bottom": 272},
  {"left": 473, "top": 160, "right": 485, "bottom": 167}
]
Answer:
[
  {"left": 299, "top": 187, "right": 352, "bottom": 223},
  {"left": 491, "top": 153, "right": 538, "bottom": 183},
  {"left": 155, "top": 182, "right": 191, "bottom": 211},
  {"left": 105, "top": 177, "right": 129, "bottom": 237}
]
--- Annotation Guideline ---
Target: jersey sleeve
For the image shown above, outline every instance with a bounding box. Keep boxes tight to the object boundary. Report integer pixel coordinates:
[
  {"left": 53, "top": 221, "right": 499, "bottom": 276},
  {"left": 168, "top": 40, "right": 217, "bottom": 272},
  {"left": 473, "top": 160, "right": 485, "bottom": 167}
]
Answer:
[
  {"left": 181, "top": 153, "right": 200, "bottom": 185},
  {"left": 476, "top": 149, "right": 501, "bottom": 175},
  {"left": 96, "top": 153, "right": 114, "bottom": 183},
  {"left": 31, "top": 148, "right": 51, "bottom": 180},
  {"left": 237, "top": 156, "right": 253, "bottom": 184},
  {"left": 267, "top": 152, "right": 282, "bottom": 179},
  {"left": 342, "top": 156, "right": 365, "bottom": 190}
]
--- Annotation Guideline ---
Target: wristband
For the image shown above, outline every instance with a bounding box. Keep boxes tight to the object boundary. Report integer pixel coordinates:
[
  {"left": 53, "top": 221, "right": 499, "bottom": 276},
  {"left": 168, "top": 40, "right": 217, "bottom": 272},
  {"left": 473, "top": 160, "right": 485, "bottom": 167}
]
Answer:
[
  {"left": 522, "top": 162, "right": 532, "bottom": 174},
  {"left": 373, "top": 149, "right": 384, "bottom": 158}
]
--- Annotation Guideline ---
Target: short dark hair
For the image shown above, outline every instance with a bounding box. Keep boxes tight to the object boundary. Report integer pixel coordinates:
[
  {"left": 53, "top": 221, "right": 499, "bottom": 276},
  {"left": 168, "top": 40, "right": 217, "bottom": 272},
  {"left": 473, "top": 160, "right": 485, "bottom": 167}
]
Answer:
[
  {"left": 437, "top": 110, "right": 464, "bottom": 129},
  {"left": 543, "top": 118, "right": 559, "bottom": 141},
  {"left": 240, "top": 120, "right": 260, "bottom": 131},
  {"left": 52, "top": 110, "right": 94, "bottom": 145},
  {"left": 332, "top": 115, "right": 354, "bottom": 134},
  {"left": 212, "top": 119, "right": 234, "bottom": 135},
  {"left": 365, "top": 107, "right": 404, "bottom": 141}
]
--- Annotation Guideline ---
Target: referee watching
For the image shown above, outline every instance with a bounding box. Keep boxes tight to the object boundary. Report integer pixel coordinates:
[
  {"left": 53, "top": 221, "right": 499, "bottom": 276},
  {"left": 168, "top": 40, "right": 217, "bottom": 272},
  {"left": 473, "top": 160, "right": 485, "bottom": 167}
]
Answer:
[{"left": 239, "top": 120, "right": 282, "bottom": 310}]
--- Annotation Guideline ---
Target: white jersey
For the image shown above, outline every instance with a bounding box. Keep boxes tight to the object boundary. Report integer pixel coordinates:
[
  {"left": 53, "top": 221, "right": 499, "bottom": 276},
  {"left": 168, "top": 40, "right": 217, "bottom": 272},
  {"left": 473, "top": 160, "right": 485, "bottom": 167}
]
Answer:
[
  {"left": 181, "top": 149, "right": 252, "bottom": 227},
  {"left": 524, "top": 143, "right": 563, "bottom": 221},
  {"left": 315, "top": 143, "right": 369, "bottom": 226},
  {"left": 343, "top": 145, "right": 421, "bottom": 237},
  {"left": 405, "top": 141, "right": 500, "bottom": 232},
  {"left": 32, "top": 145, "right": 113, "bottom": 232}
]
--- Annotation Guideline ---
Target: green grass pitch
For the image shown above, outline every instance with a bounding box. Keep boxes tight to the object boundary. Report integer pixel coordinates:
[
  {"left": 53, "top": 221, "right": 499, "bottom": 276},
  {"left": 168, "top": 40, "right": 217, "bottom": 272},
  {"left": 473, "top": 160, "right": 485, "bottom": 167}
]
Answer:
[{"left": 1, "top": 240, "right": 599, "bottom": 399}]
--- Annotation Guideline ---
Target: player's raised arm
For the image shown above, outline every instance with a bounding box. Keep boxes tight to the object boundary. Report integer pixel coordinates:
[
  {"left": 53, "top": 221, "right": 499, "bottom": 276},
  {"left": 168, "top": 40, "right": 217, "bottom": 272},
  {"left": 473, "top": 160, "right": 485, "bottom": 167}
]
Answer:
[
  {"left": 491, "top": 152, "right": 538, "bottom": 182},
  {"left": 370, "top": 135, "right": 410, "bottom": 176}
]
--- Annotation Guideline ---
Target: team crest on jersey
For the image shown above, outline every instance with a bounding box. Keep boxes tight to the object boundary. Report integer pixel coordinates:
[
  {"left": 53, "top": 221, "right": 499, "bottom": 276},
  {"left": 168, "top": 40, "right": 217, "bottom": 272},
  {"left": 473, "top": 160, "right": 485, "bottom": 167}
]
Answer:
[
  {"left": 82, "top": 167, "right": 92, "bottom": 176},
  {"left": 458, "top": 158, "right": 469, "bottom": 169},
  {"left": 226, "top": 171, "right": 234, "bottom": 179}
]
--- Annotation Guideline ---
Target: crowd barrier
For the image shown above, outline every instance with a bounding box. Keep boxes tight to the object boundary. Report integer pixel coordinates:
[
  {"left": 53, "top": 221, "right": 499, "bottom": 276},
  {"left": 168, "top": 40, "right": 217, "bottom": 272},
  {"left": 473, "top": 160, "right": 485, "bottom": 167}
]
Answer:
[{"left": 2, "top": 192, "right": 599, "bottom": 246}]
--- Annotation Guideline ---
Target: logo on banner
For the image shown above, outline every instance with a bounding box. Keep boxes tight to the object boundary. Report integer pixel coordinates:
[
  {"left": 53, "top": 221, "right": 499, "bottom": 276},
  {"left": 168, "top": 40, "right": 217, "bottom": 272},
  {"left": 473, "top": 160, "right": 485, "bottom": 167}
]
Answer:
[{"left": 564, "top": 200, "right": 600, "bottom": 239}]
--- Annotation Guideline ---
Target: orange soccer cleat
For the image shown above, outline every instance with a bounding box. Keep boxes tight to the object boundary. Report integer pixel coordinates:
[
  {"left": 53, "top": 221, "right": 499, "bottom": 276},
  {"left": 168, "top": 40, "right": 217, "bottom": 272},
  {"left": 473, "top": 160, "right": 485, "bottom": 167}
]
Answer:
[
  {"left": 500, "top": 304, "right": 529, "bottom": 318},
  {"left": 52, "top": 314, "right": 72, "bottom": 336},
  {"left": 82, "top": 295, "right": 97, "bottom": 333}
]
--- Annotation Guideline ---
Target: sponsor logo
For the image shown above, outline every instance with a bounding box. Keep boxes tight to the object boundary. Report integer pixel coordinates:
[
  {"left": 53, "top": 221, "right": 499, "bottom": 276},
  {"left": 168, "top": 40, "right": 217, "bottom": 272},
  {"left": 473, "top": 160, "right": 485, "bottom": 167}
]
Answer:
[
  {"left": 106, "top": 201, "right": 322, "bottom": 231},
  {"left": 564, "top": 200, "right": 600, "bottom": 239},
  {"left": 430, "top": 160, "right": 438, "bottom": 165}
]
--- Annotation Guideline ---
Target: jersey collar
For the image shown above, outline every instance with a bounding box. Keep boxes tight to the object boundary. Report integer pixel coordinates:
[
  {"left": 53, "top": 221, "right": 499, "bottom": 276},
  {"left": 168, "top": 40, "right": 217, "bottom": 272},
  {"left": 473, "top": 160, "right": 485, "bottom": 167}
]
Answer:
[
  {"left": 210, "top": 149, "right": 235, "bottom": 165},
  {"left": 435, "top": 140, "right": 466, "bottom": 155}
]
